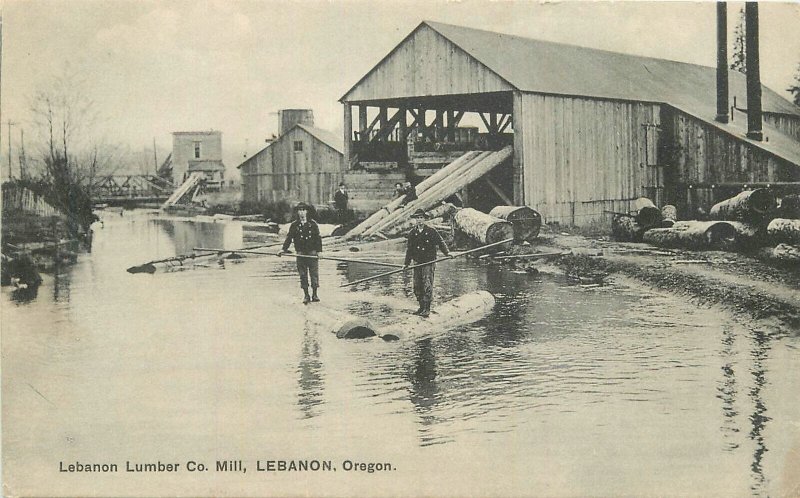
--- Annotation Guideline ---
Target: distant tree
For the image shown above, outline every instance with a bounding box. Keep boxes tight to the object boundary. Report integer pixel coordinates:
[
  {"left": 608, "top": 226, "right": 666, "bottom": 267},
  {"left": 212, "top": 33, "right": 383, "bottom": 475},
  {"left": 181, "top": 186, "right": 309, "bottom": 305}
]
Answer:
[
  {"left": 789, "top": 62, "right": 800, "bottom": 106},
  {"left": 27, "top": 67, "right": 116, "bottom": 233},
  {"left": 730, "top": 7, "right": 746, "bottom": 74}
]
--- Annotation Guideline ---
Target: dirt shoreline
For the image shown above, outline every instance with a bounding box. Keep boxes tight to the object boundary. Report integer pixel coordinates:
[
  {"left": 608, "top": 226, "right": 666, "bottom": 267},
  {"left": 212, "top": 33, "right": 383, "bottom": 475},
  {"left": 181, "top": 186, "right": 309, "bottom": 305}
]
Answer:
[{"left": 537, "top": 231, "right": 800, "bottom": 332}]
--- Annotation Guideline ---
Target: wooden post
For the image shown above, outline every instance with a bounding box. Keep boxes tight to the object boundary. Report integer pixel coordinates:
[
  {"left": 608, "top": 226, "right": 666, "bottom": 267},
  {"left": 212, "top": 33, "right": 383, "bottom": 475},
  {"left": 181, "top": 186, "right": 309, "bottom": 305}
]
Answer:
[
  {"left": 343, "top": 103, "right": 352, "bottom": 170},
  {"left": 434, "top": 110, "right": 444, "bottom": 141},
  {"left": 512, "top": 92, "right": 524, "bottom": 205},
  {"left": 358, "top": 105, "right": 368, "bottom": 143},
  {"left": 447, "top": 110, "right": 456, "bottom": 141},
  {"left": 399, "top": 106, "right": 408, "bottom": 141},
  {"left": 379, "top": 107, "right": 388, "bottom": 142}
]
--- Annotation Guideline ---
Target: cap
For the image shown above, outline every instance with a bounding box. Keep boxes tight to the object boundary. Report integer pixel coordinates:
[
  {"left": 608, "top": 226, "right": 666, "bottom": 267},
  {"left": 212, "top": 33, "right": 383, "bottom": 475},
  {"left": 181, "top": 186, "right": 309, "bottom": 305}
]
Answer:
[{"left": 410, "top": 209, "right": 429, "bottom": 219}]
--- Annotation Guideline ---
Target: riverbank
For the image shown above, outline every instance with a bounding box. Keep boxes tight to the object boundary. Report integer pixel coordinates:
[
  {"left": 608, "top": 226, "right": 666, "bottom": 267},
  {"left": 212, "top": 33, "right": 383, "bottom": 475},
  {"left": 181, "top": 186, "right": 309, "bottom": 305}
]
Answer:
[{"left": 532, "top": 229, "right": 800, "bottom": 332}]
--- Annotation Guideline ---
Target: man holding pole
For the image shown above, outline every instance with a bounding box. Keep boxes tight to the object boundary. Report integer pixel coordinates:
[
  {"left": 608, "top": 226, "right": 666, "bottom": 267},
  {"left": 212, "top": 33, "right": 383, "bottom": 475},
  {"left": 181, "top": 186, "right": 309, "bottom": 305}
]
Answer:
[
  {"left": 279, "top": 202, "right": 322, "bottom": 304},
  {"left": 404, "top": 209, "right": 450, "bottom": 317}
]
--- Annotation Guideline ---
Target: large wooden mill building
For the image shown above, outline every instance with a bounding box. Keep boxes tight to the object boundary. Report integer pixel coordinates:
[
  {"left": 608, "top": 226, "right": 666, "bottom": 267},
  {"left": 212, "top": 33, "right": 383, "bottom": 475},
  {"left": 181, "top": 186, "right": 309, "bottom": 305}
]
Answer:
[{"left": 340, "top": 21, "right": 800, "bottom": 226}]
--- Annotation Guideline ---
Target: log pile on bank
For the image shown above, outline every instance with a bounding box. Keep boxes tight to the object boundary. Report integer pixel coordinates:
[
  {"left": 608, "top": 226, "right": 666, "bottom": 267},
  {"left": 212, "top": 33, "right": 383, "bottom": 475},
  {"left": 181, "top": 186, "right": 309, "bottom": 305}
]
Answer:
[{"left": 613, "top": 189, "right": 800, "bottom": 262}]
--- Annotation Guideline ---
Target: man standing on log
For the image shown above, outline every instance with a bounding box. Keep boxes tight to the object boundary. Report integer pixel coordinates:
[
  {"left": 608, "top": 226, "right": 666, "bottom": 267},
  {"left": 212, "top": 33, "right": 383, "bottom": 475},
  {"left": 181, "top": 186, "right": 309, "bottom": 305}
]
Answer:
[
  {"left": 404, "top": 209, "right": 450, "bottom": 317},
  {"left": 279, "top": 202, "right": 322, "bottom": 304}
]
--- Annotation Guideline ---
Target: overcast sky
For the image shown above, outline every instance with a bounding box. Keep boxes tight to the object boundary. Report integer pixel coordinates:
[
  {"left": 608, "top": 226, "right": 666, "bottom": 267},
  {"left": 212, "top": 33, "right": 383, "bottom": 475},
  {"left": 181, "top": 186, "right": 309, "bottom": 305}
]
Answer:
[{"left": 2, "top": 0, "right": 799, "bottom": 178}]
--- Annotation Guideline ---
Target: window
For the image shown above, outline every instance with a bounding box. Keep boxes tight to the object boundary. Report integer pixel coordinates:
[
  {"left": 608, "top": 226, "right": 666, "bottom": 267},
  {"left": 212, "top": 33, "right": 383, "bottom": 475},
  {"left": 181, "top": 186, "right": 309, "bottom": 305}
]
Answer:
[
  {"left": 193, "top": 141, "right": 201, "bottom": 159},
  {"left": 293, "top": 141, "right": 303, "bottom": 152}
]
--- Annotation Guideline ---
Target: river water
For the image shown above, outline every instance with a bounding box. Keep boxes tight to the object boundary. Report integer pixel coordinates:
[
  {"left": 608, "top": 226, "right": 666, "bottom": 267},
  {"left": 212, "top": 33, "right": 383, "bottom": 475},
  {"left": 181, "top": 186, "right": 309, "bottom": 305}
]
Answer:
[{"left": 2, "top": 210, "right": 799, "bottom": 497}]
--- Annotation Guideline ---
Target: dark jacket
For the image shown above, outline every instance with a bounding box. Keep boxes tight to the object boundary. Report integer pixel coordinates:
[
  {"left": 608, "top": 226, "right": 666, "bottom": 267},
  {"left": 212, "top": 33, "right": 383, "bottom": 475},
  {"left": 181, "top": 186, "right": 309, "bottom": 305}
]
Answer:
[
  {"left": 405, "top": 224, "right": 449, "bottom": 265},
  {"left": 282, "top": 220, "right": 322, "bottom": 254},
  {"left": 402, "top": 185, "right": 418, "bottom": 204},
  {"left": 334, "top": 189, "right": 349, "bottom": 209}
]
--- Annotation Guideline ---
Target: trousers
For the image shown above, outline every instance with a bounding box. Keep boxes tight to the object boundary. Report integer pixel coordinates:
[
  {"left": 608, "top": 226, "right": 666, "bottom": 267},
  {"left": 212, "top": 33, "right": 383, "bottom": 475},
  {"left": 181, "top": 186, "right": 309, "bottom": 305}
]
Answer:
[
  {"left": 412, "top": 264, "right": 435, "bottom": 304},
  {"left": 296, "top": 253, "right": 319, "bottom": 289}
]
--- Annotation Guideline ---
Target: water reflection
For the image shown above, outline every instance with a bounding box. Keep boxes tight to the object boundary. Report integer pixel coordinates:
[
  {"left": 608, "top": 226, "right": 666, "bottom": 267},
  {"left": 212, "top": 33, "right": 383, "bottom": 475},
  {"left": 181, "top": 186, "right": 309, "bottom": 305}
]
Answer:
[
  {"left": 296, "top": 320, "right": 325, "bottom": 419},
  {"left": 405, "top": 339, "right": 447, "bottom": 446},
  {"left": 748, "top": 328, "right": 772, "bottom": 495},
  {"left": 717, "top": 324, "right": 740, "bottom": 450}
]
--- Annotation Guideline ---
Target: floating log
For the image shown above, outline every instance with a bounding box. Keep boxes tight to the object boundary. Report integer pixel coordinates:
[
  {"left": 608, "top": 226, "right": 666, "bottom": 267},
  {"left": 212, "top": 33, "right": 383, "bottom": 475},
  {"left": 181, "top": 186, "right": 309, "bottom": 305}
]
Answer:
[
  {"left": 345, "top": 150, "right": 483, "bottom": 239},
  {"left": 611, "top": 214, "right": 644, "bottom": 242},
  {"left": 642, "top": 221, "right": 737, "bottom": 250},
  {"left": 767, "top": 218, "right": 800, "bottom": 246},
  {"left": 453, "top": 208, "right": 514, "bottom": 247},
  {"left": 633, "top": 197, "right": 662, "bottom": 227},
  {"left": 488, "top": 205, "right": 542, "bottom": 242},
  {"left": 709, "top": 189, "right": 775, "bottom": 222},
  {"left": 335, "top": 291, "right": 496, "bottom": 341}
]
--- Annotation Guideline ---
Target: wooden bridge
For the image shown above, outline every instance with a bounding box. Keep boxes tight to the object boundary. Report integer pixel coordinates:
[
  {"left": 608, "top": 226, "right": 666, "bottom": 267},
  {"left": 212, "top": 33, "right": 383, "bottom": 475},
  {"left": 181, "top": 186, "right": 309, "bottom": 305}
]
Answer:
[{"left": 91, "top": 175, "right": 175, "bottom": 206}]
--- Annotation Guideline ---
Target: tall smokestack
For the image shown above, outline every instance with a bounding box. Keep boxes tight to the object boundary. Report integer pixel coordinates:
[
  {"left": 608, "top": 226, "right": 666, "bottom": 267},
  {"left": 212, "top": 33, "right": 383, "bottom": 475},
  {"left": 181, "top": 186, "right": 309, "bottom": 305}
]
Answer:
[
  {"left": 716, "top": 2, "right": 729, "bottom": 123},
  {"left": 745, "top": 1, "right": 763, "bottom": 141}
]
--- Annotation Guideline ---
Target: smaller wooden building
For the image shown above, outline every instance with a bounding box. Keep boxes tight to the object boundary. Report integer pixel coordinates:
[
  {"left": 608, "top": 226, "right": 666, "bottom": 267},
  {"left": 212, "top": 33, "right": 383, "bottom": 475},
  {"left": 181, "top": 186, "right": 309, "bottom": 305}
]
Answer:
[{"left": 238, "top": 123, "right": 344, "bottom": 207}]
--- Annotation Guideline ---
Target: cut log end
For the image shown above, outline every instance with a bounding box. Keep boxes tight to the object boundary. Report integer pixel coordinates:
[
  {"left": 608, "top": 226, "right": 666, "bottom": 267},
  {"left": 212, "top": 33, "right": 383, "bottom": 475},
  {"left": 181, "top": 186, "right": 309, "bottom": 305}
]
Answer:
[{"left": 336, "top": 318, "right": 378, "bottom": 339}]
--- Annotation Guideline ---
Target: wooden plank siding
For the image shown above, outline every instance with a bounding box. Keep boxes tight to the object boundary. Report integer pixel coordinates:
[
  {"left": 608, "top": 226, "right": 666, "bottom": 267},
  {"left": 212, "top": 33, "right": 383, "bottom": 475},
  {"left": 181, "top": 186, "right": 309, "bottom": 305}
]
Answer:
[
  {"left": 342, "top": 24, "right": 513, "bottom": 102},
  {"left": 515, "top": 93, "right": 662, "bottom": 227},
  {"left": 763, "top": 112, "right": 800, "bottom": 143},
  {"left": 660, "top": 106, "right": 800, "bottom": 218},
  {"left": 239, "top": 127, "right": 344, "bottom": 207}
]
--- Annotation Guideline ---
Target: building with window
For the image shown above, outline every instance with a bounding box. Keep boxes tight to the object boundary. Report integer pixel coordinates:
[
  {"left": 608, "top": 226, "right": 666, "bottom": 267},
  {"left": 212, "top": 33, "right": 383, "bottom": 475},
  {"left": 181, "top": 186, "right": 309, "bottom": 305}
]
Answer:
[
  {"left": 238, "top": 110, "right": 345, "bottom": 207},
  {"left": 170, "top": 131, "right": 226, "bottom": 190}
]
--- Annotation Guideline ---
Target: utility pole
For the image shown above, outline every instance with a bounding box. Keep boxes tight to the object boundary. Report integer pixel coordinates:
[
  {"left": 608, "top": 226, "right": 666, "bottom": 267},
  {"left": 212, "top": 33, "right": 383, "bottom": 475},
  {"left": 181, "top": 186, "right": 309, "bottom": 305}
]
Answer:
[
  {"left": 19, "top": 128, "right": 26, "bottom": 180},
  {"left": 153, "top": 137, "right": 158, "bottom": 174},
  {"left": 7, "top": 120, "right": 16, "bottom": 179}
]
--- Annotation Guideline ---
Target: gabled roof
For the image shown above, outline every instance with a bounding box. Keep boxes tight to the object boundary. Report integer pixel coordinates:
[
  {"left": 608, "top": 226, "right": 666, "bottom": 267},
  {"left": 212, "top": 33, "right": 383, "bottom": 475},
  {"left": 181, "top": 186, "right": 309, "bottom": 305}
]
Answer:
[
  {"left": 424, "top": 21, "right": 799, "bottom": 117},
  {"left": 343, "top": 21, "right": 799, "bottom": 118},
  {"left": 295, "top": 124, "right": 344, "bottom": 154}
]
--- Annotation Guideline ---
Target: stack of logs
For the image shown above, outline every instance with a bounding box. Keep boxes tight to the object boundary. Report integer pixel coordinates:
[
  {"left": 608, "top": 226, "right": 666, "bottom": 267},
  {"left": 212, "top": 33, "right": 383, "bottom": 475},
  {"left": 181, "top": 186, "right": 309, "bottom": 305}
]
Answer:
[{"left": 611, "top": 190, "right": 800, "bottom": 262}]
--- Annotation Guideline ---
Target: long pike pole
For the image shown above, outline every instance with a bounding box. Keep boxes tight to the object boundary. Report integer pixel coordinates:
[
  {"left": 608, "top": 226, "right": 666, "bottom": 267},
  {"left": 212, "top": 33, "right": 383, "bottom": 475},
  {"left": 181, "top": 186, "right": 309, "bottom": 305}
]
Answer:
[
  {"left": 192, "top": 247, "right": 403, "bottom": 268},
  {"left": 340, "top": 238, "right": 514, "bottom": 288}
]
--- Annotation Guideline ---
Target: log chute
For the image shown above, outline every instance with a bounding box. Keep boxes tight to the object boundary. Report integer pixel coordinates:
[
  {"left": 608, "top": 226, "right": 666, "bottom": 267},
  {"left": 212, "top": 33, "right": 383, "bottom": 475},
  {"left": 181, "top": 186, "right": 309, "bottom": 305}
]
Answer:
[
  {"left": 488, "top": 206, "right": 542, "bottom": 242},
  {"left": 709, "top": 189, "right": 775, "bottom": 223},
  {"left": 359, "top": 146, "right": 513, "bottom": 239},
  {"left": 642, "top": 221, "right": 737, "bottom": 250},
  {"left": 453, "top": 208, "right": 515, "bottom": 247},
  {"left": 344, "top": 150, "right": 483, "bottom": 239}
]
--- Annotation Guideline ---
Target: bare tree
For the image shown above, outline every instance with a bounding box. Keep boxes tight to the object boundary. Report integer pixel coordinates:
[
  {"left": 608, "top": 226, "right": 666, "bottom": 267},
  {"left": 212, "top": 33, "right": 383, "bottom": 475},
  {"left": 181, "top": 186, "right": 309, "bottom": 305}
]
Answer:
[{"left": 730, "top": 7, "right": 746, "bottom": 74}]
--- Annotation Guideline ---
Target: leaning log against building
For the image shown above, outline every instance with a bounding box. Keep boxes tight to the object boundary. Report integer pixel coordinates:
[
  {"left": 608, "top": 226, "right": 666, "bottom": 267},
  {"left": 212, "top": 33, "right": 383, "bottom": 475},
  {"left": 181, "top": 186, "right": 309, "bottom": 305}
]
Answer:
[
  {"left": 453, "top": 208, "right": 514, "bottom": 247},
  {"left": 709, "top": 189, "right": 775, "bottom": 223},
  {"left": 361, "top": 147, "right": 512, "bottom": 239},
  {"left": 488, "top": 205, "right": 541, "bottom": 243},
  {"left": 642, "top": 221, "right": 737, "bottom": 250}
]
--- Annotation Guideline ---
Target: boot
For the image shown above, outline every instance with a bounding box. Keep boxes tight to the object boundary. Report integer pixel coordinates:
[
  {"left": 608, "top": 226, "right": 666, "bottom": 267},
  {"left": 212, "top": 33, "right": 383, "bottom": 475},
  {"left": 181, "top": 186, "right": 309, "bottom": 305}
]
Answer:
[
  {"left": 413, "top": 298, "right": 424, "bottom": 315},
  {"left": 311, "top": 287, "right": 320, "bottom": 302},
  {"left": 419, "top": 301, "right": 431, "bottom": 318},
  {"left": 302, "top": 288, "right": 311, "bottom": 305}
]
